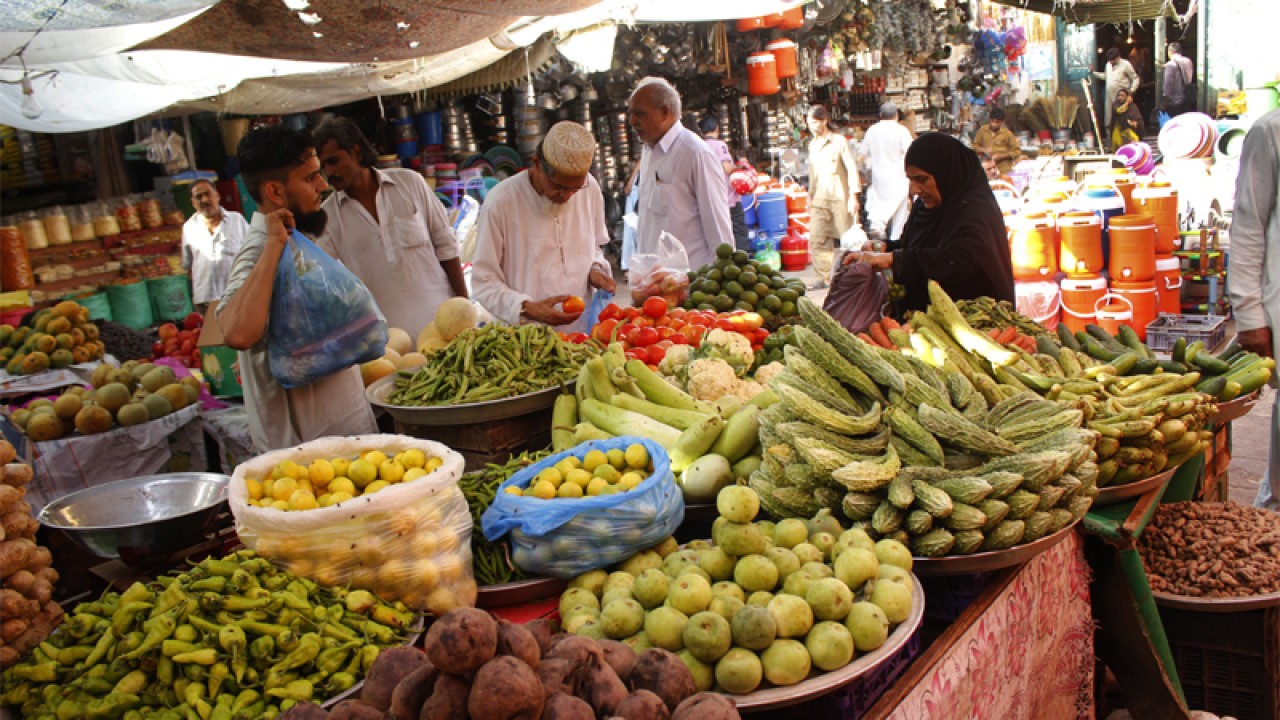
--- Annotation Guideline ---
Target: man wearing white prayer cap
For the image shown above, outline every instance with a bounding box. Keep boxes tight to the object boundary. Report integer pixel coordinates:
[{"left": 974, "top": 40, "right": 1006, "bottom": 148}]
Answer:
[{"left": 472, "top": 121, "right": 617, "bottom": 330}]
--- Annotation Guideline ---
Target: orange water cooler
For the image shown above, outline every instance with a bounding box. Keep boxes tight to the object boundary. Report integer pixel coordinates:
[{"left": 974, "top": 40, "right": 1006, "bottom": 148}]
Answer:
[
  {"left": 1108, "top": 214, "right": 1156, "bottom": 282},
  {"left": 1057, "top": 212, "right": 1104, "bottom": 276},
  {"left": 1110, "top": 280, "right": 1158, "bottom": 340},
  {"left": 1155, "top": 256, "right": 1183, "bottom": 316},
  {"left": 1060, "top": 276, "right": 1108, "bottom": 334},
  {"left": 1132, "top": 182, "right": 1181, "bottom": 254},
  {"left": 1009, "top": 212, "right": 1058, "bottom": 280}
]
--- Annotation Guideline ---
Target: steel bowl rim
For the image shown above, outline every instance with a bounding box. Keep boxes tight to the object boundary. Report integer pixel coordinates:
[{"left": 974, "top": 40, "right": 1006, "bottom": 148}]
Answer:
[{"left": 37, "top": 473, "right": 230, "bottom": 532}]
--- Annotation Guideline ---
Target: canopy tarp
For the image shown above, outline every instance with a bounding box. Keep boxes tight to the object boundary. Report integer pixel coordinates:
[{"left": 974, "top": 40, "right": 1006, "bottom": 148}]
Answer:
[{"left": 987, "top": 0, "right": 1178, "bottom": 24}]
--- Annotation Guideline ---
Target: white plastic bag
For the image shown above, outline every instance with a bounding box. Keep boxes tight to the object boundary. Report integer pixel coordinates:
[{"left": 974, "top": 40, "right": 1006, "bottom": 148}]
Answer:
[
  {"left": 229, "top": 434, "right": 474, "bottom": 614},
  {"left": 840, "top": 224, "right": 870, "bottom": 251},
  {"left": 628, "top": 231, "right": 690, "bottom": 306}
]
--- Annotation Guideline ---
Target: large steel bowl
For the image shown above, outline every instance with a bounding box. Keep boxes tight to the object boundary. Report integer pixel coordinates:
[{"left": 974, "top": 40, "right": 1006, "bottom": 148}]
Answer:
[{"left": 38, "top": 473, "right": 230, "bottom": 563}]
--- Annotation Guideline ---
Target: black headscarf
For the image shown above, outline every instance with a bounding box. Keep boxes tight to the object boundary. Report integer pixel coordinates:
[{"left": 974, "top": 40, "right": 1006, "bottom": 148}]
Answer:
[{"left": 890, "top": 133, "right": 1015, "bottom": 313}]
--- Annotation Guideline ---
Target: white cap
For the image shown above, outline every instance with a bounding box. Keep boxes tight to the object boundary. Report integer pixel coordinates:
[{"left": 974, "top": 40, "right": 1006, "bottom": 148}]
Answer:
[{"left": 542, "top": 121, "right": 596, "bottom": 176}]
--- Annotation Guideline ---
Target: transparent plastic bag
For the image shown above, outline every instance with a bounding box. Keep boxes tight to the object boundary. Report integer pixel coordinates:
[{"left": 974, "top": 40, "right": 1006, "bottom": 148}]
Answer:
[
  {"left": 229, "top": 434, "right": 474, "bottom": 614},
  {"left": 481, "top": 437, "right": 685, "bottom": 579},
  {"left": 268, "top": 229, "right": 388, "bottom": 388},
  {"left": 628, "top": 231, "right": 690, "bottom": 306},
  {"left": 586, "top": 289, "right": 614, "bottom": 334}
]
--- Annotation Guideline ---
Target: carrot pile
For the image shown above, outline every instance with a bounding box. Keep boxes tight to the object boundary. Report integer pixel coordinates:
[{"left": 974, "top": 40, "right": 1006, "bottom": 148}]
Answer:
[
  {"left": 857, "top": 317, "right": 908, "bottom": 349},
  {"left": 987, "top": 326, "right": 1038, "bottom": 353}
]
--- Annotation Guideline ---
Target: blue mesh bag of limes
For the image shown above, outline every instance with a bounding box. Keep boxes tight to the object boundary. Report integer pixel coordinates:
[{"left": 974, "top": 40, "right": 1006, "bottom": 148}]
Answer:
[{"left": 482, "top": 437, "right": 685, "bottom": 578}]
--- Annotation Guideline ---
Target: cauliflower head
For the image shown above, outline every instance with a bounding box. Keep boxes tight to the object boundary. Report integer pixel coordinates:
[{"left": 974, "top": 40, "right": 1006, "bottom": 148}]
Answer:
[
  {"left": 754, "top": 361, "right": 785, "bottom": 385},
  {"left": 687, "top": 357, "right": 768, "bottom": 402},
  {"left": 693, "top": 328, "right": 754, "bottom": 376},
  {"left": 658, "top": 344, "right": 692, "bottom": 378}
]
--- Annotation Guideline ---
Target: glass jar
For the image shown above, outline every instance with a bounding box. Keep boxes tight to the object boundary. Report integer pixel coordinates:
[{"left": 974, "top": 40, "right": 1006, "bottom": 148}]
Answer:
[
  {"left": 116, "top": 195, "right": 142, "bottom": 233},
  {"left": 138, "top": 191, "right": 163, "bottom": 229},
  {"left": 68, "top": 204, "right": 96, "bottom": 242},
  {"left": 92, "top": 201, "right": 122, "bottom": 237},
  {"left": 16, "top": 211, "right": 48, "bottom": 249},
  {"left": 41, "top": 206, "right": 72, "bottom": 246}
]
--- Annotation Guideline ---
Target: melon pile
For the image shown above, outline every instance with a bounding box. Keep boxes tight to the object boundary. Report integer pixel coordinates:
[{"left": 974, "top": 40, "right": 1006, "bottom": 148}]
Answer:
[
  {"left": 0, "top": 301, "right": 106, "bottom": 375},
  {"left": 360, "top": 298, "right": 480, "bottom": 387}
]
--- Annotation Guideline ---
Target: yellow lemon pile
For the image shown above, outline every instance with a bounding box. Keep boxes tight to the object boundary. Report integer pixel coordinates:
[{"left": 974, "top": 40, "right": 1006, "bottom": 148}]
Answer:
[
  {"left": 245, "top": 447, "right": 444, "bottom": 511},
  {"left": 507, "top": 443, "right": 653, "bottom": 500}
]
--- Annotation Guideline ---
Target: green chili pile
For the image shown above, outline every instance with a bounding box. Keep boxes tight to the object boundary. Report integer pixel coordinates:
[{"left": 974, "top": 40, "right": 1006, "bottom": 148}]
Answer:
[
  {"left": 0, "top": 551, "right": 412, "bottom": 719},
  {"left": 388, "top": 323, "right": 599, "bottom": 406},
  {"left": 460, "top": 450, "right": 551, "bottom": 586}
]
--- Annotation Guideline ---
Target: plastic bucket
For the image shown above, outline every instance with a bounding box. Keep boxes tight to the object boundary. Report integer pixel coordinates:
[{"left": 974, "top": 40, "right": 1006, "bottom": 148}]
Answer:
[
  {"left": 747, "top": 53, "right": 780, "bottom": 95},
  {"left": 788, "top": 213, "right": 810, "bottom": 236},
  {"left": 1060, "top": 275, "right": 1107, "bottom": 335},
  {"left": 1108, "top": 214, "right": 1157, "bottom": 281},
  {"left": 736, "top": 16, "right": 765, "bottom": 31},
  {"left": 1110, "top": 280, "right": 1158, "bottom": 341},
  {"left": 742, "top": 194, "right": 758, "bottom": 226},
  {"left": 778, "top": 6, "right": 805, "bottom": 29},
  {"left": 1015, "top": 281, "right": 1061, "bottom": 331},
  {"left": 767, "top": 40, "right": 799, "bottom": 79},
  {"left": 1155, "top": 255, "right": 1183, "bottom": 316},
  {"left": 1094, "top": 292, "right": 1135, "bottom": 338},
  {"left": 757, "top": 192, "right": 788, "bottom": 233},
  {"left": 786, "top": 189, "right": 808, "bottom": 214},
  {"left": 417, "top": 111, "right": 443, "bottom": 146},
  {"left": 1009, "top": 212, "right": 1058, "bottom": 281},
  {"left": 1057, "top": 212, "right": 1104, "bottom": 276},
  {"left": 395, "top": 139, "right": 419, "bottom": 159},
  {"left": 1131, "top": 182, "right": 1180, "bottom": 254},
  {"left": 1076, "top": 186, "right": 1126, "bottom": 259}
]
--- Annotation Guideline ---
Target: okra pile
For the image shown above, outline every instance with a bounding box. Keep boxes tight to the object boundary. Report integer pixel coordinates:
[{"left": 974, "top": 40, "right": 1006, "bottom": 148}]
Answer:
[
  {"left": 459, "top": 450, "right": 550, "bottom": 586},
  {"left": 0, "top": 551, "right": 414, "bottom": 719}
]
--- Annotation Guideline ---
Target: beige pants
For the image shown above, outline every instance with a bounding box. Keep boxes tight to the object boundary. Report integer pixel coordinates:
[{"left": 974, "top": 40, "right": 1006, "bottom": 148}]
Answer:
[{"left": 810, "top": 205, "right": 852, "bottom": 280}]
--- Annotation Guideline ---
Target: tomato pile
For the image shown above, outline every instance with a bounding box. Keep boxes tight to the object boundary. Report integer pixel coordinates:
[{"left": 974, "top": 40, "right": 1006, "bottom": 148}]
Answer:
[
  {"left": 151, "top": 312, "right": 204, "bottom": 368},
  {"left": 562, "top": 297, "right": 770, "bottom": 367}
]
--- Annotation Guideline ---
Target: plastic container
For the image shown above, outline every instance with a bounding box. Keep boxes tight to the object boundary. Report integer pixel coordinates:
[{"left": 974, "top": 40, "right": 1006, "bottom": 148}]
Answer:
[
  {"left": 736, "top": 16, "right": 765, "bottom": 31},
  {"left": 0, "top": 225, "right": 34, "bottom": 291},
  {"left": 786, "top": 188, "right": 809, "bottom": 215},
  {"left": 39, "top": 206, "right": 72, "bottom": 246},
  {"left": 138, "top": 192, "right": 164, "bottom": 229},
  {"left": 780, "top": 231, "right": 810, "bottom": 271},
  {"left": 1110, "top": 279, "right": 1158, "bottom": 341},
  {"left": 68, "top": 204, "right": 96, "bottom": 242},
  {"left": 1014, "top": 280, "right": 1061, "bottom": 330},
  {"left": 767, "top": 40, "right": 799, "bottom": 79},
  {"left": 1076, "top": 186, "right": 1126, "bottom": 259},
  {"left": 757, "top": 191, "right": 788, "bottom": 233},
  {"left": 1108, "top": 214, "right": 1157, "bottom": 281},
  {"left": 1094, "top": 292, "right": 1135, "bottom": 338},
  {"left": 778, "top": 6, "right": 805, "bottom": 30},
  {"left": 1057, "top": 212, "right": 1104, "bottom": 276},
  {"left": 1132, "top": 182, "right": 1180, "bottom": 254},
  {"left": 92, "top": 202, "right": 121, "bottom": 237},
  {"left": 1153, "top": 256, "right": 1183, "bottom": 316},
  {"left": 788, "top": 213, "right": 810, "bottom": 236},
  {"left": 761, "top": 11, "right": 785, "bottom": 28},
  {"left": 747, "top": 52, "right": 780, "bottom": 96},
  {"left": 1009, "top": 212, "right": 1058, "bottom": 280},
  {"left": 1144, "top": 313, "right": 1227, "bottom": 353},
  {"left": 16, "top": 211, "right": 48, "bottom": 250},
  {"left": 742, "top": 194, "right": 758, "bottom": 226},
  {"left": 396, "top": 139, "right": 419, "bottom": 159},
  {"left": 1060, "top": 275, "right": 1107, "bottom": 335},
  {"left": 117, "top": 195, "right": 143, "bottom": 233},
  {"left": 417, "top": 111, "right": 444, "bottom": 146}
]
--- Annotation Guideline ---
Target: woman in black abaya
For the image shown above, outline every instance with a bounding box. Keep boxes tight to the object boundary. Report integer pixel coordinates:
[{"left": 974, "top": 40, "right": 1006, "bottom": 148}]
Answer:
[{"left": 843, "top": 132, "right": 1014, "bottom": 314}]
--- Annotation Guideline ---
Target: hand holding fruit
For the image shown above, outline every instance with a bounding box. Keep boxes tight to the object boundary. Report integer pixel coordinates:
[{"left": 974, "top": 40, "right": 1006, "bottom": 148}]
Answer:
[{"left": 522, "top": 295, "right": 582, "bottom": 326}]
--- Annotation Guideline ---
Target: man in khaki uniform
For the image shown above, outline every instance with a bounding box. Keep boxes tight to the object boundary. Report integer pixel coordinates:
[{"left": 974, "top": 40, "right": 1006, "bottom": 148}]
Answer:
[
  {"left": 806, "top": 105, "right": 860, "bottom": 289},
  {"left": 972, "top": 108, "right": 1022, "bottom": 175}
]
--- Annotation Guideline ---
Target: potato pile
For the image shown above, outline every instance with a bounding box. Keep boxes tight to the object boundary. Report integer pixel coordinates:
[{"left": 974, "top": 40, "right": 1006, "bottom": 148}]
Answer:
[
  {"left": 11, "top": 361, "right": 201, "bottom": 442},
  {"left": 0, "top": 441, "right": 62, "bottom": 668},
  {"left": 277, "top": 609, "right": 740, "bottom": 720}
]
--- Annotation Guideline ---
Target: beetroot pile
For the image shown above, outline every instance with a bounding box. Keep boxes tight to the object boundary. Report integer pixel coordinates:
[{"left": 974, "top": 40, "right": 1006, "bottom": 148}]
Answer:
[{"left": 280, "top": 608, "right": 740, "bottom": 720}]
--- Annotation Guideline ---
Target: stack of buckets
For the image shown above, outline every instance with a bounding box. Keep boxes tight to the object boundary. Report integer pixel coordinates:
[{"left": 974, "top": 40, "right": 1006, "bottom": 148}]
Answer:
[
  {"left": 1050, "top": 174, "right": 1180, "bottom": 341},
  {"left": 742, "top": 177, "right": 809, "bottom": 271}
]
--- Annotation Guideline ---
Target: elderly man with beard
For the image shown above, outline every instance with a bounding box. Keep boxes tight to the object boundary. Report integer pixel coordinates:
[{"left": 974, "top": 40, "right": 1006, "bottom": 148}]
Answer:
[
  {"left": 218, "top": 125, "right": 376, "bottom": 452},
  {"left": 471, "top": 121, "right": 616, "bottom": 331},
  {"left": 182, "top": 179, "right": 249, "bottom": 314}
]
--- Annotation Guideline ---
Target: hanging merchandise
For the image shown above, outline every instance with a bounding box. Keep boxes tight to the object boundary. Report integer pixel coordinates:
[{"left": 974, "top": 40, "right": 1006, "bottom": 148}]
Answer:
[
  {"left": 767, "top": 39, "right": 799, "bottom": 80},
  {"left": 868, "top": 0, "right": 938, "bottom": 56},
  {"left": 830, "top": 4, "right": 877, "bottom": 56},
  {"left": 747, "top": 52, "right": 781, "bottom": 96}
]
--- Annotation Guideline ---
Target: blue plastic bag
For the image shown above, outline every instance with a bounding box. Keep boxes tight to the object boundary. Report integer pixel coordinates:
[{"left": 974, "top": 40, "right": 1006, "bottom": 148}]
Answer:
[
  {"left": 268, "top": 229, "right": 388, "bottom": 388},
  {"left": 586, "top": 290, "right": 614, "bottom": 335},
  {"left": 481, "top": 437, "right": 685, "bottom": 578}
]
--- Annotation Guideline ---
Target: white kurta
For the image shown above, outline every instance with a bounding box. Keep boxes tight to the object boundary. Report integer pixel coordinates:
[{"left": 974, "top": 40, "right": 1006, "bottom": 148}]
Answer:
[
  {"left": 181, "top": 210, "right": 249, "bottom": 305},
  {"left": 636, "top": 123, "right": 734, "bottom": 271},
  {"left": 1092, "top": 59, "right": 1140, "bottom": 126},
  {"left": 471, "top": 172, "right": 610, "bottom": 334},
  {"left": 316, "top": 168, "right": 460, "bottom": 337},
  {"left": 859, "top": 120, "right": 914, "bottom": 240},
  {"left": 1227, "top": 108, "right": 1280, "bottom": 509}
]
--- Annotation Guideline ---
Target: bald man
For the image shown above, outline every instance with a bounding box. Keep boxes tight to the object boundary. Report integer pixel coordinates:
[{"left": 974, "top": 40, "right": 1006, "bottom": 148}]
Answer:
[{"left": 472, "top": 121, "right": 616, "bottom": 332}]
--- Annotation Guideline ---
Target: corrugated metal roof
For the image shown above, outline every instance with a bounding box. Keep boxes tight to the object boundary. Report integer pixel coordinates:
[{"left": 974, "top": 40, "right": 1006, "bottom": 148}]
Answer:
[{"left": 988, "top": 0, "right": 1177, "bottom": 24}]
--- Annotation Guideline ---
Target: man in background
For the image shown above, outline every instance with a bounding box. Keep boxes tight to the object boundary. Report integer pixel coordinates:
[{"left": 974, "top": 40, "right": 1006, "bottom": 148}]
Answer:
[
  {"left": 1228, "top": 108, "right": 1280, "bottom": 510},
  {"left": 629, "top": 77, "right": 733, "bottom": 270},
  {"left": 218, "top": 126, "right": 376, "bottom": 452},
  {"left": 1094, "top": 48, "right": 1141, "bottom": 145},
  {"left": 472, "top": 121, "right": 615, "bottom": 331},
  {"left": 858, "top": 102, "right": 913, "bottom": 243},
  {"left": 182, "top": 179, "right": 249, "bottom": 315},
  {"left": 972, "top": 107, "right": 1021, "bottom": 175},
  {"left": 1162, "top": 42, "right": 1196, "bottom": 117},
  {"left": 313, "top": 117, "right": 468, "bottom": 336},
  {"left": 699, "top": 116, "right": 749, "bottom": 251}
]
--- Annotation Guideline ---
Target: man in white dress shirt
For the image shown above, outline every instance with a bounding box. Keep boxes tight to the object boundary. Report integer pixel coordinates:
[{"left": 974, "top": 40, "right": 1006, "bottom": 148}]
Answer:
[
  {"left": 313, "top": 117, "right": 468, "bottom": 336},
  {"left": 629, "top": 77, "right": 733, "bottom": 270},
  {"left": 472, "top": 122, "right": 616, "bottom": 332},
  {"left": 182, "top": 179, "right": 248, "bottom": 313},
  {"left": 858, "top": 103, "right": 914, "bottom": 243}
]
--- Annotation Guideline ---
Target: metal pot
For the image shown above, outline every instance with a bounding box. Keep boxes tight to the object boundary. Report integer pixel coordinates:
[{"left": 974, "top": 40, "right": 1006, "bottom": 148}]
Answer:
[
  {"left": 582, "top": 85, "right": 599, "bottom": 103},
  {"left": 537, "top": 93, "right": 560, "bottom": 111},
  {"left": 559, "top": 84, "right": 580, "bottom": 103}
]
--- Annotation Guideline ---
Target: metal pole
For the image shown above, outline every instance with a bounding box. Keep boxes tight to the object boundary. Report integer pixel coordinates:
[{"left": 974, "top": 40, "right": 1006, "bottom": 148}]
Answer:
[{"left": 1154, "top": 17, "right": 1166, "bottom": 110}]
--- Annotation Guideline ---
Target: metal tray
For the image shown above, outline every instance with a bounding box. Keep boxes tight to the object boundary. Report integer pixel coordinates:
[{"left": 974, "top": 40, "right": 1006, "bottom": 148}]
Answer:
[
  {"left": 477, "top": 576, "right": 567, "bottom": 609},
  {"left": 910, "top": 518, "right": 1080, "bottom": 576},
  {"left": 366, "top": 374, "right": 569, "bottom": 426},
  {"left": 1093, "top": 466, "right": 1177, "bottom": 506},
  {"left": 321, "top": 613, "right": 427, "bottom": 709},
  {"left": 732, "top": 576, "right": 925, "bottom": 710},
  {"left": 1152, "top": 589, "right": 1280, "bottom": 612},
  {"left": 1212, "top": 390, "right": 1262, "bottom": 426}
]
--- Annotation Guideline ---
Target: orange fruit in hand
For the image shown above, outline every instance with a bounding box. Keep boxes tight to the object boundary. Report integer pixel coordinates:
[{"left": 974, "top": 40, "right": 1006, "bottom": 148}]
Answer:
[{"left": 562, "top": 296, "right": 585, "bottom": 314}]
